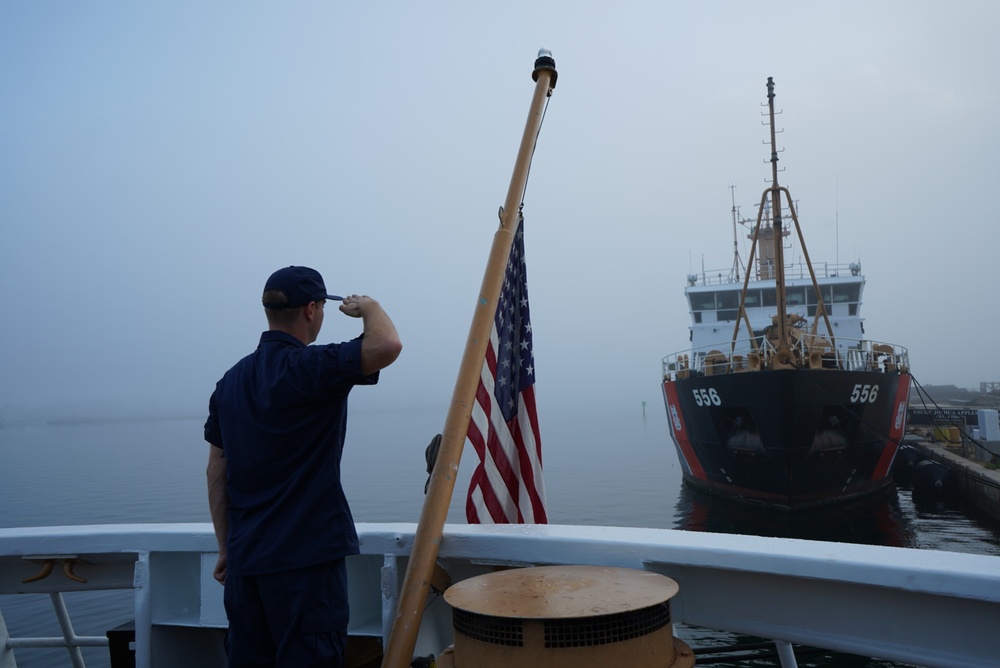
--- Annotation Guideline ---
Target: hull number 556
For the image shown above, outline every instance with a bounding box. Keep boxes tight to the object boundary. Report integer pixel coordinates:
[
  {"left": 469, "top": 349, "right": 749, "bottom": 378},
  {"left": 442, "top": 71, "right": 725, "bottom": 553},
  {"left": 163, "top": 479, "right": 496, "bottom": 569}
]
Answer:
[
  {"left": 850, "top": 384, "right": 879, "bottom": 403},
  {"left": 692, "top": 388, "right": 722, "bottom": 406}
]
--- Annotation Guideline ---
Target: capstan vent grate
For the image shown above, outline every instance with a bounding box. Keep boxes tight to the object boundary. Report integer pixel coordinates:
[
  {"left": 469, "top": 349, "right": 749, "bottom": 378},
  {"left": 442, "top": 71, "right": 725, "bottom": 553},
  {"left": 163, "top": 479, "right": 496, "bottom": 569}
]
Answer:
[
  {"left": 452, "top": 601, "right": 671, "bottom": 648},
  {"left": 453, "top": 609, "right": 524, "bottom": 646},
  {"left": 544, "top": 601, "right": 671, "bottom": 648}
]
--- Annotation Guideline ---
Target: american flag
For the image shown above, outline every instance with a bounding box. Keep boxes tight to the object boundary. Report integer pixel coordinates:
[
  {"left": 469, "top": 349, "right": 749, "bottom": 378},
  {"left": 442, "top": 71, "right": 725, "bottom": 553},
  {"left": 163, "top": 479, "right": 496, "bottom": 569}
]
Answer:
[{"left": 466, "top": 217, "right": 547, "bottom": 524}]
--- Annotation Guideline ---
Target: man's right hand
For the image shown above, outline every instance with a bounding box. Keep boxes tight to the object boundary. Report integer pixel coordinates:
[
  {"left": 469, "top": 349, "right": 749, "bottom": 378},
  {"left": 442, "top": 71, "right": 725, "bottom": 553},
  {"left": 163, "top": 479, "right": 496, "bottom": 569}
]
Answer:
[
  {"left": 213, "top": 553, "right": 227, "bottom": 585},
  {"left": 340, "top": 295, "right": 402, "bottom": 375}
]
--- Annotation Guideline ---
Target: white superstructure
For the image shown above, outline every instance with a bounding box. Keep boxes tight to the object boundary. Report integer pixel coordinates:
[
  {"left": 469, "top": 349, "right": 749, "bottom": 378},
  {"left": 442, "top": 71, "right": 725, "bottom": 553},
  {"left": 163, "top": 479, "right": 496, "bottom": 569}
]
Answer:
[{"left": 685, "top": 260, "right": 866, "bottom": 359}]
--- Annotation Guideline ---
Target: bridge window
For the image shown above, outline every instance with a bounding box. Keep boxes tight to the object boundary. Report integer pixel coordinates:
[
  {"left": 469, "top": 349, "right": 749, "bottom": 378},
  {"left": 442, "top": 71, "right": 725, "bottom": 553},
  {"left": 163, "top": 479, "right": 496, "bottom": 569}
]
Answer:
[
  {"left": 807, "top": 286, "right": 833, "bottom": 306},
  {"left": 832, "top": 284, "right": 861, "bottom": 304},
  {"left": 786, "top": 287, "right": 806, "bottom": 307},
  {"left": 717, "top": 290, "right": 740, "bottom": 309},
  {"left": 690, "top": 292, "right": 716, "bottom": 311},
  {"left": 807, "top": 286, "right": 833, "bottom": 316}
]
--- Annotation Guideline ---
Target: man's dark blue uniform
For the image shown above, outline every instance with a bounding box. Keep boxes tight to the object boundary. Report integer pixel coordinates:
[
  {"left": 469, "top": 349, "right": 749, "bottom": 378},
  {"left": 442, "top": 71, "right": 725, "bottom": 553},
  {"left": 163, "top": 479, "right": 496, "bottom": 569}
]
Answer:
[
  {"left": 206, "top": 332, "right": 373, "bottom": 574},
  {"left": 205, "top": 266, "right": 401, "bottom": 667}
]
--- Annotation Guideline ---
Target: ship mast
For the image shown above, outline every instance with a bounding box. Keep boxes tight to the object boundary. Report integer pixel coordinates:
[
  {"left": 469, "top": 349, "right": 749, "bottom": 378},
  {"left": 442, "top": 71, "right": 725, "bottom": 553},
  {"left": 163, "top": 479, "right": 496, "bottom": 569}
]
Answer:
[
  {"left": 730, "top": 77, "right": 838, "bottom": 368},
  {"left": 765, "top": 77, "right": 791, "bottom": 357},
  {"left": 728, "top": 185, "right": 744, "bottom": 282}
]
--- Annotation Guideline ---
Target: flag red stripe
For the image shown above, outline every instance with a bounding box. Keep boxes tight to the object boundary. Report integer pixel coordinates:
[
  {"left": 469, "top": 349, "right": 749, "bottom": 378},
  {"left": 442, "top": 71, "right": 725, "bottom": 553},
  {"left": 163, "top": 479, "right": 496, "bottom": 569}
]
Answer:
[{"left": 508, "top": 385, "right": 546, "bottom": 522}]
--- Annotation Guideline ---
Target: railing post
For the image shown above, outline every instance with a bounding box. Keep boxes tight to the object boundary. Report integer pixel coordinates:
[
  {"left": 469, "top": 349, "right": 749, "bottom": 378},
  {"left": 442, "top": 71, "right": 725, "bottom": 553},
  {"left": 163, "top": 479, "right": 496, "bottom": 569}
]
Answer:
[
  {"left": 774, "top": 639, "right": 799, "bottom": 668},
  {"left": 134, "top": 552, "right": 152, "bottom": 668},
  {"left": 49, "top": 593, "right": 86, "bottom": 668}
]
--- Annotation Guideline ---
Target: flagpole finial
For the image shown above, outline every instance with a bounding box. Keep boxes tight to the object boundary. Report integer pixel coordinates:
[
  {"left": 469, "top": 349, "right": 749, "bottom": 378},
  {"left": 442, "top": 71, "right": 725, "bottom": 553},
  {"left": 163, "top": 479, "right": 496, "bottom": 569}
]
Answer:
[{"left": 533, "top": 49, "right": 557, "bottom": 88}]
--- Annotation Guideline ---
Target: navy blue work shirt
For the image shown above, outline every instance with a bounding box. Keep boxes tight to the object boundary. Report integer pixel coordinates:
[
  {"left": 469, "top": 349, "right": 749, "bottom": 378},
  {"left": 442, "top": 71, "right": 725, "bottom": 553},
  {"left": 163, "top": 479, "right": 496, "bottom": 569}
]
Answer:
[{"left": 204, "top": 330, "right": 378, "bottom": 577}]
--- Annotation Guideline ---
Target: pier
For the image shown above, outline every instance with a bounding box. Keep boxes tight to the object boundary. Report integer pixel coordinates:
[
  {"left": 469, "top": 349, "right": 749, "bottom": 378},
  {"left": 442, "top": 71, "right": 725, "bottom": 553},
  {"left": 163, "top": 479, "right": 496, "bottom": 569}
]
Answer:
[{"left": 903, "top": 435, "right": 1000, "bottom": 521}]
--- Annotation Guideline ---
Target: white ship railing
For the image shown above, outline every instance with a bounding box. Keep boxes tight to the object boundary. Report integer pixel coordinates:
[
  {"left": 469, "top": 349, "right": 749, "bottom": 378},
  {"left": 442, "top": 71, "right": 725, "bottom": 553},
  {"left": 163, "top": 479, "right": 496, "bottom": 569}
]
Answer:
[
  {"left": 2, "top": 523, "right": 999, "bottom": 668},
  {"left": 688, "top": 261, "right": 861, "bottom": 287},
  {"left": 662, "top": 337, "right": 910, "bottom": 381}
]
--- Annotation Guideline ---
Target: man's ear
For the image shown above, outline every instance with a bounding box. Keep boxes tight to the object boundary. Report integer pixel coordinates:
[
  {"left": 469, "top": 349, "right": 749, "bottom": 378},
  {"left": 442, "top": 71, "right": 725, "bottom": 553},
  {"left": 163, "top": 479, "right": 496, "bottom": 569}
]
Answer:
[{"left": 303, "top": 301, "right": 317, "bottom": 322}]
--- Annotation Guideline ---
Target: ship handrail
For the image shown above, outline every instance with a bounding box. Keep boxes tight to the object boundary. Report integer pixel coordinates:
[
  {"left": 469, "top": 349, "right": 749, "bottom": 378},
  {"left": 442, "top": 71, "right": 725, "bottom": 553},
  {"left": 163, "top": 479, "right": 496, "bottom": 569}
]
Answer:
[
  {"left": 687, "top": 261, "right": 861, "bottom": 287},
  {"left": 661, "top": 337, "right": 909, "bottom": 380},
  {"left": 1, "top": 523, "right": 999, "bottom": 668}
]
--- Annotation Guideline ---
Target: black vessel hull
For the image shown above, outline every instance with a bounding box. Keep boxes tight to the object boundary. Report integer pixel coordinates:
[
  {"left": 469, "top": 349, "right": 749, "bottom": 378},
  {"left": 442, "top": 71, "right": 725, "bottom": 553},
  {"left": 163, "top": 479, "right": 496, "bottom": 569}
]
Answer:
[{"left": 662, "top": 369, "right": 910, "bottom": 509}]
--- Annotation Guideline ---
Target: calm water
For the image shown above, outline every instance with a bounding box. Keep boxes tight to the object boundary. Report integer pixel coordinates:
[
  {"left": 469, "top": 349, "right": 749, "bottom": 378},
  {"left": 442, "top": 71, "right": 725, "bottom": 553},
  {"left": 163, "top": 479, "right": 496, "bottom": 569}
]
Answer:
[{"left": 2, "top": 405, "right": 999, "bottom": 667}]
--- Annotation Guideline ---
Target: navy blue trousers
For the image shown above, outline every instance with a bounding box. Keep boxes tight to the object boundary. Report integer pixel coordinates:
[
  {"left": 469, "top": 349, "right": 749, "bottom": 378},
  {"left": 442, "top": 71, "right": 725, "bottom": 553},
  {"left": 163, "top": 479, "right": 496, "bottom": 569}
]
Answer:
[{"left": 224, "top": 560, "right": 349, "bottom": 668}]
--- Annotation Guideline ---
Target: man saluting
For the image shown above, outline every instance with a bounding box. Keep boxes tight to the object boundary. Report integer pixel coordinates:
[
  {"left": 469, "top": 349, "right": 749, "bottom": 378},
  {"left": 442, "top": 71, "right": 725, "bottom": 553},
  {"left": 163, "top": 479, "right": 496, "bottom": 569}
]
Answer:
[{"left": 205, "top": 265, "right": 402, "bottom": 667}]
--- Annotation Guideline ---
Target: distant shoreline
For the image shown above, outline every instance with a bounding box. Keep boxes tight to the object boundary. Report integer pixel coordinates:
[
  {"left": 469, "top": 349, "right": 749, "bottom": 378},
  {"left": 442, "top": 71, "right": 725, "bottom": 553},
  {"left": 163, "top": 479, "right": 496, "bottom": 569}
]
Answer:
[{"left": 0, "top": 413, "right": 203, "bottom": 428}]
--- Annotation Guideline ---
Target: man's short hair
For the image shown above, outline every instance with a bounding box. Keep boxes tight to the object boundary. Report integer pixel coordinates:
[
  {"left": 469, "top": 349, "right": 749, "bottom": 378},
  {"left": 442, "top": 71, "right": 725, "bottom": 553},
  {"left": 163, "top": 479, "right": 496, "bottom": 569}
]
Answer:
[{"left": 262, "top": 289, "right": 301, "bottom": 325}]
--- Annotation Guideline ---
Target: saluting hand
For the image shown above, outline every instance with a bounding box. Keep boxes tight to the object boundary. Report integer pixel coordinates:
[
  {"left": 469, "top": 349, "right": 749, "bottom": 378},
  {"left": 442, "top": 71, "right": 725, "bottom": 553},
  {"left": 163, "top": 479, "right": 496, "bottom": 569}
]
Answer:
[
  {"left": 339, "top": 294, "right": 402, "bottom": 374},
  {"left": 339, "top": 294, "right": 377, "bottom": 318}
]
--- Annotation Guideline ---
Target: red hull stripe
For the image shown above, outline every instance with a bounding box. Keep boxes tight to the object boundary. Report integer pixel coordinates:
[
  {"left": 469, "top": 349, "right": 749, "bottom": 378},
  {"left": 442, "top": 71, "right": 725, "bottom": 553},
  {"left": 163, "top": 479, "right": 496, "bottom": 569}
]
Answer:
[
  {"left": 662, "top": 380, "right": 707, "bottom": 480},
  {"left": 871, "top": 374, "right": 911, "bottom": 481}
]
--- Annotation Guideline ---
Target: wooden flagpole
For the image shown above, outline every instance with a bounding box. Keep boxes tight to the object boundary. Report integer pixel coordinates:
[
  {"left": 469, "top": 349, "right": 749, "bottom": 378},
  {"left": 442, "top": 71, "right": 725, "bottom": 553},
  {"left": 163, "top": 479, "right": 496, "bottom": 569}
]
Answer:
[{"left": 380, "top": 49, "right": 557, "bottom": 668}]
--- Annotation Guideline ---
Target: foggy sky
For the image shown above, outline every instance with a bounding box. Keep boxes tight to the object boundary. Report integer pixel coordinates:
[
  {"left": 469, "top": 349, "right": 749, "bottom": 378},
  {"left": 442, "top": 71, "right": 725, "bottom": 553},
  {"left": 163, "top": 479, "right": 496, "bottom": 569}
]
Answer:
[{"left": 2, "top": 1, "right": 998, "bottom": 423}]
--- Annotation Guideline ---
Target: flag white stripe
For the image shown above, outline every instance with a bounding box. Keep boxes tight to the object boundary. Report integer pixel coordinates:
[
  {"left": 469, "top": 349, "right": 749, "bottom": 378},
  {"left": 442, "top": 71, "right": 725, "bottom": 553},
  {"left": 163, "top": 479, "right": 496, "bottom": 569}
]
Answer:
[
  {"left": 470, "top": 346, "right": 518, "bottom": 522},
  {"left": 514, "top": 392, "right": 546, "bottom": 516}
]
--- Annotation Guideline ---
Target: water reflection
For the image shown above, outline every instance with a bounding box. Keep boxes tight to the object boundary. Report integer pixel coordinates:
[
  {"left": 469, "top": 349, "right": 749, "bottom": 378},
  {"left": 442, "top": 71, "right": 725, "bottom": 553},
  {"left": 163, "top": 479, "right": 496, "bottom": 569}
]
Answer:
[{"left": 672, "top": 484, "right": 917, "bottom": 548}]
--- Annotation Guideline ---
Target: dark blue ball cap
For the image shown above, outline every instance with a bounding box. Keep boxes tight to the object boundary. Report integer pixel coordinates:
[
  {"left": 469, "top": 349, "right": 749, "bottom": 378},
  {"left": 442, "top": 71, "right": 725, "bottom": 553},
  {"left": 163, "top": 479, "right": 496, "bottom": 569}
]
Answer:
[{"left": 262, "top": 266, "right": 343, "bottom": 310}]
